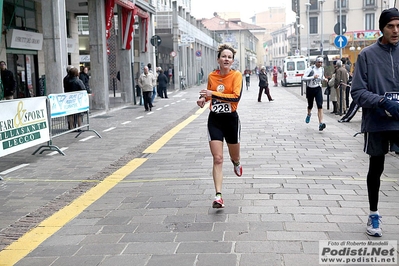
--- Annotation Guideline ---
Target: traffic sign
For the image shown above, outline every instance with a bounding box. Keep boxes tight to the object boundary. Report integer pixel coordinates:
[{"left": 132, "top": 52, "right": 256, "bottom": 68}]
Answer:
[
  {"left": 150, "top": 35, "right": 162, "bottom": 46},
  {"left": 334, "top": 35, "right": 348, "bottom": 48},
  {"left": 170, "top": 51, "right": 177, "bottom": 57},
  {"left": 333, "top": 23, "right": 347, "bottom": 35},
  {"left": 195, "top": 50, "right": 202, "bottom": 57}
]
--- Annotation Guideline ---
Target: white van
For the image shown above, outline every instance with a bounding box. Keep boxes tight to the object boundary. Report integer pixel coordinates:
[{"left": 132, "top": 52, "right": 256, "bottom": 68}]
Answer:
[{"left": 281, "top": 55, "right": 308, "bottom": 87}]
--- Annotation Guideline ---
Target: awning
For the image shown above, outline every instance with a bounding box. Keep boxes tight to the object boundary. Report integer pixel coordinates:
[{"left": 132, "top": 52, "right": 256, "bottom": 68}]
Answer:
[
  {"left": 106, "top": 0, "right": 149, "bottom": 51},
  {"left": 327, "top": 54, "right": 349, "bottom": 61}
]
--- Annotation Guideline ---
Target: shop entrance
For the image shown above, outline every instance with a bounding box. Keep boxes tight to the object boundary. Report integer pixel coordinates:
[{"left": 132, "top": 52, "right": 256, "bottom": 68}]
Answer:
[{"left": 6, "top": 53, "right": 39, "bottom": 98}]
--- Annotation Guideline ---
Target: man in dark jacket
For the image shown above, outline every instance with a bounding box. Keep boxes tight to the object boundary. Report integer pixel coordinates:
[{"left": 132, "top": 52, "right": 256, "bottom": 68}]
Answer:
[
  {"left": 0, "top": 61, "right": 16, "bottom": 100},
  {"left": 79, "top": 67, "right": 91, "bottom": 93},
  {"left": 64, "top": 67, "right": 86, "bottom": 130},
  {"left": 157, "top": 67, "right": 169, "bottom": 98},
  {"left": 351, "top": 8, "right": 399, "bottom": 237},
  {"left": 257, "top": 66, "right": 273, "bottom": 102}
]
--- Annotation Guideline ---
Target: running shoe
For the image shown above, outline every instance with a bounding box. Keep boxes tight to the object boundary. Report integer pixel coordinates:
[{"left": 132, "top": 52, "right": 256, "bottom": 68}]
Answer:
[
  {"left": 212, "top": 195, "right": 224, "bottom": 208},
  {"left": 305, "top": 114, "right": 311, "bottom": 123},
  {"left": 319, "top": 123, "right": 326, "bottom": 131},
  {"left": 231, "top": 160, "right": 242, "bottom": 177},
  {"left": 367, "top": 214, "right": 382, "bottom": 237}
]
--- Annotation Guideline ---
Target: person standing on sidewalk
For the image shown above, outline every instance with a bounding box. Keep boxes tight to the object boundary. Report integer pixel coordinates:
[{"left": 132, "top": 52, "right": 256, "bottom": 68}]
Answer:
[
  {"left": 302, "top": 57, "right": 328, "bottom": 131},
  {"left": 272, "top": 66, "right": 278, "bottom": 87},
  {"left": 334, "top": 60, "right": 349, "bottom": 115},
  {"left": 64, "top": 67, "right": 86, "bottom": 130},
  {"left": 196, "top": 44, "right": 243, "bottom": 209},
  {"left": 157, "top": 67, "right": 169, "bottom": 98},
  {"left": 138, "top": 66, "right": 155, "bottom": 111},
  {"left": 0, "top": 61, "right": 16, "bottom": 100},
  {"left": 147, "top": 63, "right": 157, "bottom": 104},
  {"left": 258, "top": 66, "right": 273, "bottom": 102},
  {"left": 351, "top": 7, "right": 399, "bottom": 237}
]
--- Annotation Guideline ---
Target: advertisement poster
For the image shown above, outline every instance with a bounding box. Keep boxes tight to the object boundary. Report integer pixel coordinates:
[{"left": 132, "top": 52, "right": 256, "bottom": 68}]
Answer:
[
  {"left": 48, "top": 91, "right": 89, "bottom": 118},
  {"left": 0, "top": 97, "right": 50, "bottom": 157}
]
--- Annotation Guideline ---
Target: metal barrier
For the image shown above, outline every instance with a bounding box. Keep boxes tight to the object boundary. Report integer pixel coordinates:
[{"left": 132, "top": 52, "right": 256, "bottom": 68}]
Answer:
[{"left": 33, "top": 91, "right": 101, "bottom": 155}]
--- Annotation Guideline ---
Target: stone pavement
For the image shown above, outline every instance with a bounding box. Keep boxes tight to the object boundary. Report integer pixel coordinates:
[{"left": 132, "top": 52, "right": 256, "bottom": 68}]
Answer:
[{"left": 0, "top": 75, "right": 398, "bottom": 266}]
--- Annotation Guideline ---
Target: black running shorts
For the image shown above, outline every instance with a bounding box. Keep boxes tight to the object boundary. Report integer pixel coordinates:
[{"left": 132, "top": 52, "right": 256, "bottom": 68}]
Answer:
[
  {"left": 207, "top": 111, "right": 241, "bottom": 144},
  {"left": 364, "top": 131, "right": 399, "bottom": 156}
]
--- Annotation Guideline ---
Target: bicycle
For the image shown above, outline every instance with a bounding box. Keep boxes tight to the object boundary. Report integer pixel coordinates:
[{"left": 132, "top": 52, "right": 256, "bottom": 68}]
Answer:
[{"left": 180, "top": 76, "right": 186, "bottom": 90}]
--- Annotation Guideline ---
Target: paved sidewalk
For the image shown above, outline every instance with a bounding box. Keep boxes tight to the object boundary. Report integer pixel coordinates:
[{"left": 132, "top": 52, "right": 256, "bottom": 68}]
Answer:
[{"left": 0, "top": 75, "right": 398, "bottom": 266}]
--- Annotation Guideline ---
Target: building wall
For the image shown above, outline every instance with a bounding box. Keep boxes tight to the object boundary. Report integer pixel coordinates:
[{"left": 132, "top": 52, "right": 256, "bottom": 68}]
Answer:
[
  {"left": 254, "top": 8, "right": 286, "bottom": 68},
  {"left": 298, "top": 0, "right": 396, "bottom": 58}
]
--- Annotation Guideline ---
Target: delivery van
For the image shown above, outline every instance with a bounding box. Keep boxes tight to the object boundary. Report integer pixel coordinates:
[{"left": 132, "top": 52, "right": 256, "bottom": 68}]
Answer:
[{"left": 281, "top": 55, "right": 308, "bottom": 87}]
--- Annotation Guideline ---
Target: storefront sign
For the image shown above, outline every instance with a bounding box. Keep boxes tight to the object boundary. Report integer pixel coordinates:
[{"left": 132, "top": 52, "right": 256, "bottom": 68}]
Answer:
[
  {"left": 6, "top": 29, "right": 43, "bottom": 50},
  {"left": 67, "top": 38, "right": 76, "bottom": 53},
  {"left": 80, "top": 55, "right": 90, "bottom": 63},
  {"left": 48, "top": 91, "right": 89, "bottom": 118},
  {"left": 0, "top": 97, "right": 49, "bottom": 157}
]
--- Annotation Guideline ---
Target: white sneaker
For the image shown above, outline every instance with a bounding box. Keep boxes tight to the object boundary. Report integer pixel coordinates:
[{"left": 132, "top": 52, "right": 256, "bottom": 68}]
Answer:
[
  {"left": 231, "top": 160, "right": 242, "bottom": 177},
  {"left": 366, "top": 214, "right": 382, "bottom": 237}
]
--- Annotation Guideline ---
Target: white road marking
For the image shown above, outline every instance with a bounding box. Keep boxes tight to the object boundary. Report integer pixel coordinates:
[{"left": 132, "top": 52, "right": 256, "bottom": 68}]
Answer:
[
  {"left": 47, "top": 147, "right": 69, "bottom": 156},
  {"left": 79, "top": 136, "right": 95, "bottom": 142},
  {"left": 103, "top": 127, "right": 116, "bottom": 132},
  {"left": 0, "top": 164, "right": 30, "bottom": 175}
]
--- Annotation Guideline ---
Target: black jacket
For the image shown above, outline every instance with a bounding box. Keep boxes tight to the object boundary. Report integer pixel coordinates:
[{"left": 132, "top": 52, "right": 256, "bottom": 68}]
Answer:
[
  {"left": 157, "top": 72, "right": 169, "bottom": 88},
  {"left": 258, "top": 71, "right": 268, "bottom": 87},
  {"left": 64, "top": 77, "right": 86, "bottom": 93},
  {"left": 79, "top": 72, "right": 90, "bottom": 92},
  {"left": 1, "top": 69, "right": 16, "bottom": 97}
]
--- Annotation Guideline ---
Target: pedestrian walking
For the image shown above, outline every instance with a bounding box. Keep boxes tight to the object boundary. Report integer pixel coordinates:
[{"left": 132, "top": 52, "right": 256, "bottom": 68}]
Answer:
[
  {"left": 351, "top": 7, "right": 399, "bottom": 237},
  {"left": 196, "top": 44, "right": 243, "bottom": 209},
  {"left": 258, "top": 66, "right": 273, "bottom": 102},
  {"left": 138, "top": 66, "right": 156, "bottom": 112},
  {"left": 302, "top": 56, "right": 328, "bottom": 131}
]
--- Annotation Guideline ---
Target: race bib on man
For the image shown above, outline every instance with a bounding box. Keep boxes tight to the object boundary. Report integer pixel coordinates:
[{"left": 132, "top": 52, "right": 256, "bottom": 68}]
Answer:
[
  {"left": 384, "top": 92, "right": 399, "bottom": 117},
  {"left": 211, "top": 102, "right": 232, "bottom": 113}
]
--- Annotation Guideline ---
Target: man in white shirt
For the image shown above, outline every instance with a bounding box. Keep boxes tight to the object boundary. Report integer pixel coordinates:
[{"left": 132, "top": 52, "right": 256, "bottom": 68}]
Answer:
[{"left": 302, "top": 57, "right": 328, "bottom": 131}]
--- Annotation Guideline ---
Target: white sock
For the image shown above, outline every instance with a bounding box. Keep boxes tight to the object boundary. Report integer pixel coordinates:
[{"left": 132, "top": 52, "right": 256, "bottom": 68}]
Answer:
[{"left": 370, "top": 211, "right": 379, "bottom": 216}]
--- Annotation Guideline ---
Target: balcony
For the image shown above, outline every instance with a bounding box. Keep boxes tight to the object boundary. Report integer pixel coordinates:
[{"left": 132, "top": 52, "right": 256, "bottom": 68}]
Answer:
[
  {"left": 334, "top": 0, "right": 349, "bottom": 13},
  {"left": 363, "top": 1, "right": 377, "bottom": 11}
]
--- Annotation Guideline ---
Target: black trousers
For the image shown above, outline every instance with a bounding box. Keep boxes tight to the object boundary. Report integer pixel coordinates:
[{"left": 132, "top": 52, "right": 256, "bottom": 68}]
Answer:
[
  {"left": 258, "top": 86, "right": 272, "bottom": 101},
  {"left": 143, "top": 91, "right": 153, "bottom": 110}
]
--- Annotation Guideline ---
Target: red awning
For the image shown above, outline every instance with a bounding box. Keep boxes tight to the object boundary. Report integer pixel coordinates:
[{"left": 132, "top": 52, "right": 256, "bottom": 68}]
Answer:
[{"left": 106, "top": 0, "right": 149, "bottom": 51}]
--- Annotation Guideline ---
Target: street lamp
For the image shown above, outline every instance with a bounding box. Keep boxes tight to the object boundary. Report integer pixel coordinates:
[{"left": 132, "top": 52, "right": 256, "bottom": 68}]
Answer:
[
  {"left": 305, "top": 2, "right": 311, "bottom": 63},
  {"left": 318, "top": 0, "right": 325, "bottom": 56}
]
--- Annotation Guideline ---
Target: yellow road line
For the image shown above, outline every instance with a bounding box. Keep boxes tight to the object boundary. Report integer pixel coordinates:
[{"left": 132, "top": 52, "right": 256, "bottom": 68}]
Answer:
[
  {"left": 143, "top": 104, "right": 208, "bottom": 154},
  {"left": 0, "top": 105, "right": 209, "bottom": 266},
  {"left": 0, "top": 158, "right": 147, "bottom": 266}
]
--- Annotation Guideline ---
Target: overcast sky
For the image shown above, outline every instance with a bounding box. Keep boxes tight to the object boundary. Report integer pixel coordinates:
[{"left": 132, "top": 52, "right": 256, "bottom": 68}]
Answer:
[{"left": 190, "top": 0, "right": 295, "bottom": 23}]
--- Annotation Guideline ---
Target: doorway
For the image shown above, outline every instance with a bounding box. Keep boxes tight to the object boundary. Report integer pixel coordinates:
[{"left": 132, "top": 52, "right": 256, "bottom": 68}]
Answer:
[{"left": 6, "top": 53, "right": 39, "bottom": 98}]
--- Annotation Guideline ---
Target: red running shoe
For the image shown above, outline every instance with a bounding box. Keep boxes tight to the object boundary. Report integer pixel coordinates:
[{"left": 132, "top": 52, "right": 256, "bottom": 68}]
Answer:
[
  {"left": 212, "top": 195, "right": 224, "bottom": 208},
  {"left": 232, "top": 160, "right": 242, "bottom": 177}
]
